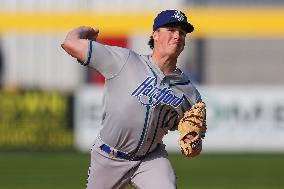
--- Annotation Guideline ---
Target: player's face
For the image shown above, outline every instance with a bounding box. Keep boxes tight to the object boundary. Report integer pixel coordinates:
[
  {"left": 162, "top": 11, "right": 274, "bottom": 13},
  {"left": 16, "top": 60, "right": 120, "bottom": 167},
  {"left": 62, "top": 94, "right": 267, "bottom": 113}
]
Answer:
[{"left": 153, "top": 25, "right": 186, "bottom": 57}]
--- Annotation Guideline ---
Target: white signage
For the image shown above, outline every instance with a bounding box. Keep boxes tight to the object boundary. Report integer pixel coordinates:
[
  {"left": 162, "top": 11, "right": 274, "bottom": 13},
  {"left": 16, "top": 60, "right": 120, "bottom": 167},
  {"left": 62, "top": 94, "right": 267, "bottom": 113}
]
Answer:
[
  {"left": 74, "top": 85, "right": 104, "bottom": 152},
  {"left": 201, "top": 87, "right": 284, "bottom": 152},
  {"left": 74, "top": 86, "right": 284, "bottom": 153}
]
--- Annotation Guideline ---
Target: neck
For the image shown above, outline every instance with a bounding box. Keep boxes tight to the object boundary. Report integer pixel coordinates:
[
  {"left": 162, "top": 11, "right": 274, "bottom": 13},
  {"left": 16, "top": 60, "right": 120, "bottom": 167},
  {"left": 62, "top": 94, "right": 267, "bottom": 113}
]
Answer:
[{"left": 151, "top": 52, "right": 178, "bottom": 75}]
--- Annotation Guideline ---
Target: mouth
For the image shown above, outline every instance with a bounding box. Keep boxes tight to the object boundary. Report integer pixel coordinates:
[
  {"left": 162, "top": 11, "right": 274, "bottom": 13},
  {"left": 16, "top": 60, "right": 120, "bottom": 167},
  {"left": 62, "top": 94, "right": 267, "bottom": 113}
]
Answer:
[
  {"left": 171, "top": 42, "right": 181, "bottom": 46},
  {"left": 169, "top": 42, "right": 184, "bottom": 51}
]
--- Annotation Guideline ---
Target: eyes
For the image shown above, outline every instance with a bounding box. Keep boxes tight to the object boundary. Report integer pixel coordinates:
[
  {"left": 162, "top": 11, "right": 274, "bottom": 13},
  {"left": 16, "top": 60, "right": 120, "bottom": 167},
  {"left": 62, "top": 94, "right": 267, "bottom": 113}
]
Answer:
[{"left": 165, "top": 27, "right": 186, "bottom": 37}]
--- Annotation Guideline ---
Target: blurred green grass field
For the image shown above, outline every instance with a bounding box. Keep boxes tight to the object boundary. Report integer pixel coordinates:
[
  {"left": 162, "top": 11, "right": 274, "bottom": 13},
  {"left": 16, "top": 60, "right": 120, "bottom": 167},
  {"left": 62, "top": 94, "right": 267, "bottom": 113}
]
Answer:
[{"left": 0, "top": 151, "right": 283, "bottom": 189}]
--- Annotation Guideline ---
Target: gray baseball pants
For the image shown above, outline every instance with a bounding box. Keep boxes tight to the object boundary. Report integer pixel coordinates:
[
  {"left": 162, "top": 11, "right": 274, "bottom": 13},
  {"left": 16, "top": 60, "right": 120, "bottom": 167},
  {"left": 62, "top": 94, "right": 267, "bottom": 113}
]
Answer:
[{"left": 86, "top": 141, "right": 176, "bottom": 189}]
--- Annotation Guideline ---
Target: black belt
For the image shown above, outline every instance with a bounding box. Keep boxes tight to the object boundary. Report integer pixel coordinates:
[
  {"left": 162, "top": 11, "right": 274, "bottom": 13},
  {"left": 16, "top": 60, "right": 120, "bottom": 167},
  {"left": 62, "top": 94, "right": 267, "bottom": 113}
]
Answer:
[{"left": 100, "top": 144, "right": 144, "bottom": 161}]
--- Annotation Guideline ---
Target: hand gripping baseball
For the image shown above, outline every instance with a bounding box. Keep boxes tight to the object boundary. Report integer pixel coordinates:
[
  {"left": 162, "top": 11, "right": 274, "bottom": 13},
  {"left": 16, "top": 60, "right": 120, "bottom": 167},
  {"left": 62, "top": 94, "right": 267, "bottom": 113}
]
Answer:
[
  {"left": 61, "top": 26, "right": 99, "bottom": 63},
  {"left": 178, "top": 101, "right": 207, "bottom": 157},
  {"left": 77, "top": 26, "right": 99, "bottom": 41}
]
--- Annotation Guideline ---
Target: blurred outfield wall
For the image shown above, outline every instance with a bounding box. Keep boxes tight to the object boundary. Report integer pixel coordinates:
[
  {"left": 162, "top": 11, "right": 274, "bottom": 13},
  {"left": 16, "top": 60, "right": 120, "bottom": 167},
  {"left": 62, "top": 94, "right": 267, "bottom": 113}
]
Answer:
[
  {"left": 0, "top": 90, "right": 73, "bottom": 150},
  {"left": 0, "top": 0, "right": 284, "bottom": 152},
  {"left": 74, "top": 85, "right": 284, "bottom": 153},
  {"left": 1, "top": 1, "right": 284, "bottom": 88}
]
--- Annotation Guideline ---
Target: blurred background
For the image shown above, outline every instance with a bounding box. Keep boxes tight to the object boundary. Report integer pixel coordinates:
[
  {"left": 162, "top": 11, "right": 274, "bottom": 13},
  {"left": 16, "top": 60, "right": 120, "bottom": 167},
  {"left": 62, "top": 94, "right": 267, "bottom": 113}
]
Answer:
[{"left": 0, "top": 0, "right": 284, "bottom": 189}]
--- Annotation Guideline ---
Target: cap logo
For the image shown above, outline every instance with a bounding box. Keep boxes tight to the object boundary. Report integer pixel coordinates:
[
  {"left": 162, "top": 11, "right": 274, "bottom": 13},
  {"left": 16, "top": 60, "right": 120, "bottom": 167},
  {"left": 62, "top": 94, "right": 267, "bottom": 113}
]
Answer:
[{"left": 171, "top": 10, "right": 185, "bottom": 21}]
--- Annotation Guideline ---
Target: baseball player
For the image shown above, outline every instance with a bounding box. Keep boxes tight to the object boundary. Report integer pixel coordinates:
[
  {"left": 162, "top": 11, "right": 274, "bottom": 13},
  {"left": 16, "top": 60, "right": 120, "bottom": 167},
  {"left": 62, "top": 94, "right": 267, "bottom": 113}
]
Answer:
[{"left": 62, "top": 9, "right": 205, "bottom": 189}]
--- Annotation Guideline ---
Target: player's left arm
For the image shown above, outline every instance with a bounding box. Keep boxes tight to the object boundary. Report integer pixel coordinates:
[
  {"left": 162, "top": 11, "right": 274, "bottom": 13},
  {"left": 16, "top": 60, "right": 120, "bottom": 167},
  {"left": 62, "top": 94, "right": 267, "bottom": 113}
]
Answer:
[{"left": 178, "top": 101, "right": 207, "bottom": 157}]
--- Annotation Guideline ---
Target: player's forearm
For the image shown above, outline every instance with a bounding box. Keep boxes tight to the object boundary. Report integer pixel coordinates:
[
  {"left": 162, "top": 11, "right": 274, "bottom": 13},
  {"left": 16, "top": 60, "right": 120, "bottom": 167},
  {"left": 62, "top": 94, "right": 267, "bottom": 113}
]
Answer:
[{"left": 61, "top": 26, "right": 98, "bottom": 63}]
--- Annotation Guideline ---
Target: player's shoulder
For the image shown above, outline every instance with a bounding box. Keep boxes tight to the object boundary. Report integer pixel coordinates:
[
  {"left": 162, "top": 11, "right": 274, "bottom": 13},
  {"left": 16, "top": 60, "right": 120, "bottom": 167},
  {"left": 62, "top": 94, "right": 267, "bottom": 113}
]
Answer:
[
  {"left": 127, "top": 48, "right": 146, "bottom": 57},
  {"left": 175, "top": 70, "right": 202, "bottom": 103},
  {"left": 170, "top": 69, "right": 193, "bottom": 86},
  {"left": 179, "top": 72, "right": 199, "bottom": 90},
  {"left": 94, "top": 41, "right": 131, "bottom": 54},
  {"left": 126, "top": 49, "right": 151, "bottom": 64}
]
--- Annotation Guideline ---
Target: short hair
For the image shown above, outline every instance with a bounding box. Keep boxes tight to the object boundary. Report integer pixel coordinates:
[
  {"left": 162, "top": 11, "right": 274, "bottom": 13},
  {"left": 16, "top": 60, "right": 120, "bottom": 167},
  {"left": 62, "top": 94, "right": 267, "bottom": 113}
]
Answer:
[
  {"left": 148, "top": 36, "right": 154, "bottom": 50},
  {"left": 148, "top": 28, "right": 160, "bottom": 50}
]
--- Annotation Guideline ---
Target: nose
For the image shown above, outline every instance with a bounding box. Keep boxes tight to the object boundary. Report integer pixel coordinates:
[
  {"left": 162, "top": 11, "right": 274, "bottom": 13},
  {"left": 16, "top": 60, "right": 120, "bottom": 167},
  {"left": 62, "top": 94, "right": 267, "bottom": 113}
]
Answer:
[
  {"left": 173, "top": 30, "right": 179, "bottom": 37},
  {"left": 173, "top": 30, "right": 184, "bottom": 40}
]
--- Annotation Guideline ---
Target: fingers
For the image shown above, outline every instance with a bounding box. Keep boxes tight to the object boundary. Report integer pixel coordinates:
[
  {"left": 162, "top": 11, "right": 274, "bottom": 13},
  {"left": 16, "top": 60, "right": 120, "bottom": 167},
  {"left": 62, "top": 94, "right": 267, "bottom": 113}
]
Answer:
[
  {"left": 189, "top": 142, "right": 202, "bottom": 157},
  {"left": 73, "top": 26, "right": 99, "bottom": 40},
  {"left": 192, "top": 146, "right": 202, "bottom": 156},
  {"left": 88, "top": 28, "right": 99, "bottom": 41}
]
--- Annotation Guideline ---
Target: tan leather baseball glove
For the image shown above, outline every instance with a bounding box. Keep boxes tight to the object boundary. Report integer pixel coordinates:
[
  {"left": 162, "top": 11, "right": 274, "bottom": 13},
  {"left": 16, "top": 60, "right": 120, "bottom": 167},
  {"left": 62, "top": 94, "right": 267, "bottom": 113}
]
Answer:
[{"left": 178, "top": 101, "right": 207, "bottom": 158}]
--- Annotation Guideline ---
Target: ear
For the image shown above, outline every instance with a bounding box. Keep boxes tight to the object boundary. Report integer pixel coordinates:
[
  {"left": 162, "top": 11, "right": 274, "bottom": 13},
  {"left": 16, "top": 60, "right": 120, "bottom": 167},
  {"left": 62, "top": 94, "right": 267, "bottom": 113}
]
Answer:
[{"left": 152, "top": 31, "right": 158, "bottom": 40}]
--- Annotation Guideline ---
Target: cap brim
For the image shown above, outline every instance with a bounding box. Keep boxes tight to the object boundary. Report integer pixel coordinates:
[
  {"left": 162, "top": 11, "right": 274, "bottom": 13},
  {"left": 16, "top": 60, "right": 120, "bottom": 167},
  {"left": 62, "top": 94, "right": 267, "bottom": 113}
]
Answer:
[
  {"left": 174, "top": 22, "right": 194, "bottom": 33},
  {"left": 184, "top": 23, "right": 194, "bottom": 33},
  {"left": 158, "top": 21, "right": 194, "bottom": 33}
]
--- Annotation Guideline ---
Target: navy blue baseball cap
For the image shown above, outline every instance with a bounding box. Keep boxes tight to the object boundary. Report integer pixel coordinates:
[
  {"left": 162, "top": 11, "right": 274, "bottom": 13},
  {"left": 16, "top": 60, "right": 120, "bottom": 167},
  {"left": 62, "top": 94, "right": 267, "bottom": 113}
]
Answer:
[{"left": 153, "top": 10, "right": 194, "bottom": 33}]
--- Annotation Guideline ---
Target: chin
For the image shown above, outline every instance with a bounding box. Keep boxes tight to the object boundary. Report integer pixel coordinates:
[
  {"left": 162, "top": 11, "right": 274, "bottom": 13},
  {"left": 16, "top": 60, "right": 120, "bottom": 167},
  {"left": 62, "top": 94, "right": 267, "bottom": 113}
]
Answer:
[
  {"left": 172, "top": 47, "right": 183, "bottom": 55},
  {"left": 172, "top": 50, "right": 182, "bottom": 57}
]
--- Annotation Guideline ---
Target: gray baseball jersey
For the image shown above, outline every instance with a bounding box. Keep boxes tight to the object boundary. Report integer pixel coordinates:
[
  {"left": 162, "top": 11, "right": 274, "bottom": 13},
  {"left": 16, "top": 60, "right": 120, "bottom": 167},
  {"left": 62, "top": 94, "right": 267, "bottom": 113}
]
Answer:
[{"left": 88, "top": 41, "right": 201, "bottom": 158}]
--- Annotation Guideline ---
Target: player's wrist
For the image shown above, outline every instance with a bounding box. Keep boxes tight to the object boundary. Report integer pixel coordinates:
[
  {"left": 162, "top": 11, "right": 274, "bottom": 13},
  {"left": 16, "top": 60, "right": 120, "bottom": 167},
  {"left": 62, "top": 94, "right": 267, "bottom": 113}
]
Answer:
[{"left": 78, "top": 40, "right": 93, "bottom": 66}]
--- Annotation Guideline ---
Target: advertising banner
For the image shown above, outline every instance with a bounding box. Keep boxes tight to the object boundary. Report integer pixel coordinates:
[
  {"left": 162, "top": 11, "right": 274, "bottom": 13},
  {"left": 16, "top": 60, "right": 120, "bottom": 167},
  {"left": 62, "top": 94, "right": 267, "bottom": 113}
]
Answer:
[
  {"left": 74, "top": 86, "right": 104, "bottom": 152},
  {"left": 0, "top": 90, "right": 73, "bottom": 150},
  {"left": 201, "top": 86, "right": 284, "bottom": 152},
  {"left": 74, "top": 86, "right": 284, "bottom": 153}
]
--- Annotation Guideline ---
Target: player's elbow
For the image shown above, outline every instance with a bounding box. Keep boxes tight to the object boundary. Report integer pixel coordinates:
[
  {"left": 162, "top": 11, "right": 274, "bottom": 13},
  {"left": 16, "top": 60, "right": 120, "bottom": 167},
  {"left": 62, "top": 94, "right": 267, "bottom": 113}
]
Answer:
[{"left": 61, "top": 39, "right": 76, "bottom": 55}]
